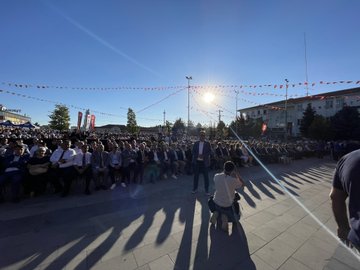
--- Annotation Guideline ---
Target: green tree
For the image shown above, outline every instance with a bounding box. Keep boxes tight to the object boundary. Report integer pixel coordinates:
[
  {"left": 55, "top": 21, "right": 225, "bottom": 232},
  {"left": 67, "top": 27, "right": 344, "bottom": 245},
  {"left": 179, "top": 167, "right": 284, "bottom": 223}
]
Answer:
[
  {"left": 216, "top": 121, "right": 226, "bottom": 139},
  {"left": 187, "top": 120, "right": 198, "bottom": 136},
  {"left": 165, "top": 120, "right": 173, "bottom": 133},
  {"left": 330, "top": 106, "right": 360, "bottom": 140},
  {"left": 48, "top": 104, "right": 70, "bottom": 131},
  {"left": 173, "top": 118, "right": 185, "bottom": 133},
  {"left": 196, "top": 123, "right": 202, "bottom": 130},
  {"left": 300, "top": 103, "right": 316, "bottom": 137},
  {"left": 308, "top": 115, "right": 331, "bottom": 140},
  {"left": 127, "top": 108, "right": 139, "bottom": 134}
]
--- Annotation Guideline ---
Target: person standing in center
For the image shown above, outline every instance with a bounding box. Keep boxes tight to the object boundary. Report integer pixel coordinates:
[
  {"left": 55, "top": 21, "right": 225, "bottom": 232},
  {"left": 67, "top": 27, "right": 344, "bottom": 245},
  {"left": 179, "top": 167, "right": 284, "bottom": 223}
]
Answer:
[{"left": 192, "top": 130, "right": 211, "bottom": 195}]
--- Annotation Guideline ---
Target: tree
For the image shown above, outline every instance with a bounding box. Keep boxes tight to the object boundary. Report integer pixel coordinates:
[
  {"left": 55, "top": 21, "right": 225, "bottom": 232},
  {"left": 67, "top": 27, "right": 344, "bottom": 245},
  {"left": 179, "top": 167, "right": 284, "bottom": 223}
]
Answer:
[
  {"left": 300, "top": 103, "right": 316, "bottom": 137},
  {"left": 127, "top": 108, "right": 139, "bottom": 134},
  {"left": 216, "top": 121, "right": 226, "bottom": 139},
  {"left": 330, "top": 106, "right": 360, "bottom": 140},
  {"left": 48, "top": 104, "right": 70, "bottom": 131},
  {"left": 165, "top": 120, "right": 173, "bottom": 133},
  {"left": 173, "top": 118, "right": 185, "bottom": 133},
  {"left": 308, "top": 115, "right": 331, "bottom": 140}
]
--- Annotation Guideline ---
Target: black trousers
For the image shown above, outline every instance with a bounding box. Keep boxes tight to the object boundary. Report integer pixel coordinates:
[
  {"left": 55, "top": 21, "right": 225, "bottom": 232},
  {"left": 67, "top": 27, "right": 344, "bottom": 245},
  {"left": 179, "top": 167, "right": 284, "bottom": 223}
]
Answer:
[
  {"left": 59, "top": 167, "right": 76, "bottom": 195},
  {"left": 193, "top": 161, "right": 209, "bottom": 192}
]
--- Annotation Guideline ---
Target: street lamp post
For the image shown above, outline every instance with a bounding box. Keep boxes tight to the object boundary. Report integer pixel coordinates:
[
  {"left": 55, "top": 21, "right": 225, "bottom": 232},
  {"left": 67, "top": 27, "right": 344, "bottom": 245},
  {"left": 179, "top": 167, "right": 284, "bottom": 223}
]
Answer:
[
  {"left": 186, "top": 76, "right": 192, "bottom": 137},
  {"left": 285, "top": 79, "right": 289, "bottom": 140},
  {"left": 235, "top": 89, "right": 239, "bottom": 134}
]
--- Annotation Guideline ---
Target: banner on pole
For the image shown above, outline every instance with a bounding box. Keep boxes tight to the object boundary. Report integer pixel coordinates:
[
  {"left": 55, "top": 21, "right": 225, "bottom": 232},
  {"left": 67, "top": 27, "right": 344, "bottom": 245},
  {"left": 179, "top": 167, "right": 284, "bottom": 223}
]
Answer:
[
  {"left": 77, "top": 112, "right": 83, "bottom": 130},
  {"left": 90, "top": 115, "right": 96, "bottom": 131}
]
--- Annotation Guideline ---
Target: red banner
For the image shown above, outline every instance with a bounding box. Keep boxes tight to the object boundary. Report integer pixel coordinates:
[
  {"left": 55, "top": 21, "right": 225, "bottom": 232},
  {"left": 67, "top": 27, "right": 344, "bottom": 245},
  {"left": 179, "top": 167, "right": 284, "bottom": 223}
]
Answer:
[
  {"left": 90, "top": 115, "right": 96, "bottom": 131},
  {"left": 77, "top": 111, "right": 83, "bottom": 130}
]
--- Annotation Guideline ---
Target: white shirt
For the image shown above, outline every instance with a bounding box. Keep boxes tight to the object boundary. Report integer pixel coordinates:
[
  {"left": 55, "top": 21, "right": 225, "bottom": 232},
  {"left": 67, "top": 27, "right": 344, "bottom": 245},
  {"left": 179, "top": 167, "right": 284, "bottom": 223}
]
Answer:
[
  {"left": 74, "top": 147, "right": 82, "bottom": 155},
  {"left": 213, "top": 173, "right": 242, "bottom": 207},
  {"left": 199, "top": 141, "right": 204, "bottom": 155},
  {"left": 50, "top": 148, "right": 76, "bottom": 168},
  {"left": 73, "top": 152, "right": 92, "bottom": 167},
  {"left": 29, "top": 145, "right": 39, "bottom": 157}
]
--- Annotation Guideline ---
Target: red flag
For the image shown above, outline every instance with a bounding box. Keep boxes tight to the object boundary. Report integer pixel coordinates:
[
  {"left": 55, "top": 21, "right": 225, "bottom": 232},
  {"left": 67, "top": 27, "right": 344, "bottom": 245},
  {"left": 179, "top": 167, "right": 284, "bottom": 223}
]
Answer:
[
  {"left": 90, "top": 115, "right": 96, "bottom": 131},
  {"left": 261, "top": 123, "right": 267, "bottom": 134},
  {"left": 77, "top": 112, "right": 83, "bottom": 130}
]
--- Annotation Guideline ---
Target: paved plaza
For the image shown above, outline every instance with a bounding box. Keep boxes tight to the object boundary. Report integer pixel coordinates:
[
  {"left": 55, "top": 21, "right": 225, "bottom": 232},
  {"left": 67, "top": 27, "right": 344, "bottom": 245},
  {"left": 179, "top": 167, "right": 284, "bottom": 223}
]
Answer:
[{"left": 1, "top": 157, "right": 360, "bottom": 270}]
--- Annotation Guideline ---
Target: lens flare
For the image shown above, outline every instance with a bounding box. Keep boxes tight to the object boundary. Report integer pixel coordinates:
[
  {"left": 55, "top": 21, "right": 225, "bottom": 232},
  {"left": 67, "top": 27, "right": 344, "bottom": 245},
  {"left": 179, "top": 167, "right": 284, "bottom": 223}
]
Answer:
[{"left": 203, "top": 92, "right": 215, "bottom": 103}]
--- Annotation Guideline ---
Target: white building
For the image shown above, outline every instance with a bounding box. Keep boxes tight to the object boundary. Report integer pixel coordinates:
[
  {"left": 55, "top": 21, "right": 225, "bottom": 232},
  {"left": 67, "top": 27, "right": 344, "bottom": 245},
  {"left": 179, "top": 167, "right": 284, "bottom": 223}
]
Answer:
[{"left": 238, "top": 87, "right": 360, "bottom": 137}]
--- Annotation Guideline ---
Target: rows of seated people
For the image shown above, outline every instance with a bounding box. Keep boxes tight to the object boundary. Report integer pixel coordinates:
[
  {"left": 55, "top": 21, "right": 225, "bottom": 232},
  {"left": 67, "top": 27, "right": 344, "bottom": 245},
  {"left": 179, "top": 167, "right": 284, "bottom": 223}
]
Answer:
[
  {"left": 2, "top": 129, "right": 355, "bottom": 203},
  {"left": 0, "top": 138, "right": 199, "bottom": 203}
]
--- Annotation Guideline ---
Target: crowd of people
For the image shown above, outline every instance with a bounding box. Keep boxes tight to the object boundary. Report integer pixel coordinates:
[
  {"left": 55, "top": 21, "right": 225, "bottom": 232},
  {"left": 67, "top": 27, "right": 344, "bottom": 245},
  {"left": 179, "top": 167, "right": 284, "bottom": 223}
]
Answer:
[{"left": 0, "top": 126, "right": 359, "bottom": 204}]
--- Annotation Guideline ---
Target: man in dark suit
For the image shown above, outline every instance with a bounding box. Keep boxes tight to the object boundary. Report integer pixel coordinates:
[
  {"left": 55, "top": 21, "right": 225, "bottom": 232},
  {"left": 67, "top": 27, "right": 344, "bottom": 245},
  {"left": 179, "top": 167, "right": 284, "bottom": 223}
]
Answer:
[
  {"left": 91, "top": 144, "right": 110, "bottom": 190},
  {"left": 192, "top": 130, "right": 211, "bottom": 195},
  {"left": 0, "top": 144, "right": 30, "bottom": 202}
]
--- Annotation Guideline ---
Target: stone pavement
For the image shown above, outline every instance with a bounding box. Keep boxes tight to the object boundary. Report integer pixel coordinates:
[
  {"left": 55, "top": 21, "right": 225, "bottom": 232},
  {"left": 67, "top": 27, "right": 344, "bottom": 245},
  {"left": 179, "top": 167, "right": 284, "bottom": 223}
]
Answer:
[{"left": 1, "top": 157, "right": 360, "bottom": 270}]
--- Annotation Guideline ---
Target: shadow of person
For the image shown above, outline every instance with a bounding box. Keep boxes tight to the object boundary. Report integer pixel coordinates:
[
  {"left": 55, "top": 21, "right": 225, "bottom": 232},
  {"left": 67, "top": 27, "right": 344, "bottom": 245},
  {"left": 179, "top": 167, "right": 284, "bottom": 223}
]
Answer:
[
  {"left": 199, "top": 222, "right": 256, "bottom": 270},
  {"left": 174, "top": 195, "right": 197, "bottom": 270},
  {"left": 192, "top": 196, "right": 211, "bottom": 269}
]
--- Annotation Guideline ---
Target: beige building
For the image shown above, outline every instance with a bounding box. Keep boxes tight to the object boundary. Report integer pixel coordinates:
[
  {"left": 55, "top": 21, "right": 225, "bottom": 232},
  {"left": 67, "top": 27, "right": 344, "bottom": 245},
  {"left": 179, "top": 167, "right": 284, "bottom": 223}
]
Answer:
[
  {"left": 0, "top": 105, "right": 31, "bottom": 125},
  {"left": 238, "top": 87, "right": 360, "bottom": 137}
]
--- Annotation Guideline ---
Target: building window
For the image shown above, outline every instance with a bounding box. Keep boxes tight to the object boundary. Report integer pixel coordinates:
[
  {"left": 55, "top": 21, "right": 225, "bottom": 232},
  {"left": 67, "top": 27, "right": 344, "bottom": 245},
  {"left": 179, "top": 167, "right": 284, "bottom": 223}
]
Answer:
[
  {"left": 325, "top": 100, "right": 333, "bottom": 109},
  {"left": 336, "top": 98, "right": 344, "bottom": 108},
  {"left": 263, "top": 110, "right": 267, "bottom": 115},
  {"left": 297, "top": 104, "right": 303, "bottom": 111},
  {"left": 257, "top": 110, "right": 260, "bottom": 115},
  {"left": 297, "top": 119, "right": 302, "bottom": 126}
]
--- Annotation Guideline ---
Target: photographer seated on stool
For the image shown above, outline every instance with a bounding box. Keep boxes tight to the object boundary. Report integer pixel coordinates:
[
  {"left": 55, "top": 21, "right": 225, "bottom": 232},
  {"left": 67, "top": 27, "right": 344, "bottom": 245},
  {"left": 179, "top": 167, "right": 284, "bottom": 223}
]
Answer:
[{"left": 209, "top": 161, "right": 245, "bottom": 232}]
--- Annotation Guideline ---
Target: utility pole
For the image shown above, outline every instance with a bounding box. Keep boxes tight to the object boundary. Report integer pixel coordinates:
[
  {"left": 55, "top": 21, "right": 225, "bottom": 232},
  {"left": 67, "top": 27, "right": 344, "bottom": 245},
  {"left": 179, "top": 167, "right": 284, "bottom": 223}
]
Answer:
[
  {"left": 218, "top": 109, "right": 223, "bottom": 123},
  {"left": 235, "top": 89, "right": 239, "bottom": 134},
  {"left": 163, "top": 110, "right": 166, "bottom": 126},
  {"left": 186, "top": 76, "right": 192, "bottom": 137},
  {"left": 285, "top": 79, "right": 289, "bottom": 141}
]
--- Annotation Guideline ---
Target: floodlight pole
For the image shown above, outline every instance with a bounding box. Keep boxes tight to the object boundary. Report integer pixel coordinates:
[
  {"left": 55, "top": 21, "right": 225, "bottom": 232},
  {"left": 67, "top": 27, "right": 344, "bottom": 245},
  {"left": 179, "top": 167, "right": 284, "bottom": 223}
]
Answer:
[
  {"left": 235, "top": 89, "right": 239, "bottom": 134},
  {"left": 285, "top": 79, "right": 289, "bottom": 141},
  {"left": 186, "top": 76, "right": 192, "bottom": 137}
]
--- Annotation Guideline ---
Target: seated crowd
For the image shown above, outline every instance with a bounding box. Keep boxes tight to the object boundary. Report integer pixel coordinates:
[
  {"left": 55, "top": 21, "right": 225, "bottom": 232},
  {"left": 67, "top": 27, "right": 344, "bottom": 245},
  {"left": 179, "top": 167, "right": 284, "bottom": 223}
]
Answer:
[{"left": 1, "top": 126, "right": 358, "bottom": 203}]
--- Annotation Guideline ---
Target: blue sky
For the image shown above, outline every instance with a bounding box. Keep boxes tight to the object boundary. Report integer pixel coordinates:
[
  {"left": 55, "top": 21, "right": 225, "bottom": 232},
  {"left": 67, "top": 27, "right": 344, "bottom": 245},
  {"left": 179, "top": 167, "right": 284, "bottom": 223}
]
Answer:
[{"left": 0, "top": 0, "right": 359, "bottom": 127}]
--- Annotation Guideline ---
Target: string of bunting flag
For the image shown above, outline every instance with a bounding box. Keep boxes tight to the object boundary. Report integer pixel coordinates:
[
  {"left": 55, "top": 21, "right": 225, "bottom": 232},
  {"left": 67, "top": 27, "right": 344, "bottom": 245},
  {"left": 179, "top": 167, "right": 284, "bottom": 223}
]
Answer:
[
  {"left": 0, "top": 88, "right": 172, "bottom": 123},
  {"left": 191, "top": 80, "right": 360, "bottom": 90},
  {"left": 2, "top": 80, "right": 359, "bottom": 91},
  {"left": 0, "top": 82, "right": 184, "bottom": 91}
]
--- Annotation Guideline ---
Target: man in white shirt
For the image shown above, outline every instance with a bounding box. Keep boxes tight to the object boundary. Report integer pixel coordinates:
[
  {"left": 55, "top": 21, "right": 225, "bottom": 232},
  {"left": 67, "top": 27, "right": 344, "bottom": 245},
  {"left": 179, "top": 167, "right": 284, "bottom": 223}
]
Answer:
[
  {"left": 210, "top": 161, "right": 245, "bottom": 232},
  {"left": 50, "top": 140, "right": 76, "bottom": 197},
  {"left": 73, "top": 144, "right": 93, "bottom": 195}
]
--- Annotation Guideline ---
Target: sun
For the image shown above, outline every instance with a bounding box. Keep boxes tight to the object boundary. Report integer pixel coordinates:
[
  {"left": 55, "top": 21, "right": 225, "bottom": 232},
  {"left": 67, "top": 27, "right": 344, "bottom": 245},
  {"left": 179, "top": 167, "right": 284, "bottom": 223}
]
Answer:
[{"left": 203, "top": 92, "right": 215, "bottom": 103}]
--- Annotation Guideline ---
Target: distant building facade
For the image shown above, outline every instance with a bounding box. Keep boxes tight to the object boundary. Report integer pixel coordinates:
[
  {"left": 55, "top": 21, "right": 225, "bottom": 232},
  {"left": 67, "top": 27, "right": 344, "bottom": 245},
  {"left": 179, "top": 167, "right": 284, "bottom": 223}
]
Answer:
[
  {"left": 0, "top": 105, "right": 31, "bottom": 124},
  {"left": 238, "top": 87, "right": 360, "bottom": 137}
]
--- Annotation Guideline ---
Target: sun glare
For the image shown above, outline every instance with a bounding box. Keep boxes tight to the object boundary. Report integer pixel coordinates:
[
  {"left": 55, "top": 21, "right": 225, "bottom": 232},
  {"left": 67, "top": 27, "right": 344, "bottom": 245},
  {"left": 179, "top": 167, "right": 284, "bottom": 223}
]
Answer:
[{"left": 203, "top": 92, "right": 215, "bottom": 103}]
